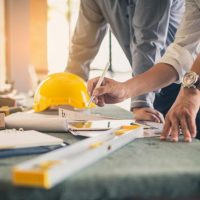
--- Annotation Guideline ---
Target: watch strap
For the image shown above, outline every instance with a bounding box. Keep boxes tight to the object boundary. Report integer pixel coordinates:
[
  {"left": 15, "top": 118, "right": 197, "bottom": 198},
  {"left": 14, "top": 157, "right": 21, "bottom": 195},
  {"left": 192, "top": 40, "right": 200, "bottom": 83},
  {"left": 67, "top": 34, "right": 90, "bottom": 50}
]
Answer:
[{"left": 195, "top": 77, "right": 200, "bottom": 90}]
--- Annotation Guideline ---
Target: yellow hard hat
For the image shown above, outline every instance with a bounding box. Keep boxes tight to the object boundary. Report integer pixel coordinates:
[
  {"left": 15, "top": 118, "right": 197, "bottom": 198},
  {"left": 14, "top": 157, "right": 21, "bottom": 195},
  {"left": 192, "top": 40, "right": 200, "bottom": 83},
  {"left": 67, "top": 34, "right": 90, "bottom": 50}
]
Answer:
[{"left": 33, "top": 72, "right": 94, "bottom": 112}]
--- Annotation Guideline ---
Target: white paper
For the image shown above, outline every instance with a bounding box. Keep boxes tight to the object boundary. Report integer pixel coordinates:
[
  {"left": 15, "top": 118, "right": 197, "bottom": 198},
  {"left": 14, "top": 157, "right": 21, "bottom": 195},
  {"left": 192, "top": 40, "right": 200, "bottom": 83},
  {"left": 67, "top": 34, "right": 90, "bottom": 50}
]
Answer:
[
  {"left": 71, "top": 121, "right": 163, "bottom": 138},
  {"left": 59, "top": 108, "right": 116, "bottom": 121},
  {"left": 0, "top": 130, "right": 63, "bottom": 149},
  {"left": 138, "top": 121, "right": 163, "bottom": 137},
  {"left": 142, "top": 121, "right": 164, "bottom": 130},
  {"left": 70, "top": 128, "right": 160, "bottom": 138},
  {"left": 68, "top": 120, "right": 135, "bottom": 131}
]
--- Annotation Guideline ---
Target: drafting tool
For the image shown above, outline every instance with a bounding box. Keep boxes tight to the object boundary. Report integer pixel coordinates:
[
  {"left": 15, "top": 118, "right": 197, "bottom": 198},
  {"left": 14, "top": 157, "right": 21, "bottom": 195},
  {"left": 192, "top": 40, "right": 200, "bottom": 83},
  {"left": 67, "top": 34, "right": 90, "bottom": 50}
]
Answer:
[
  {"left": 12, "top": 124, "right": 143, "bottom": 189},
  {"left": 87, "top": 62, "right": 110, "bottom": 107}
]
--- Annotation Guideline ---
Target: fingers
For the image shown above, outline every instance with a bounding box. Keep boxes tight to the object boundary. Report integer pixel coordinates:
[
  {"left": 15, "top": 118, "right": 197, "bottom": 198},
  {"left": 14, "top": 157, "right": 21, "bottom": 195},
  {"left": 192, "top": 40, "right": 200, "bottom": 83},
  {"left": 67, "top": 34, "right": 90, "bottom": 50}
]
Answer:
[
  {"left": 163, "top": 113, "right": 180, "bottom": 142},
  {"left": 180, "top": 113, "right": 197, "bottom": 142},
  {"left": 157, "top": 112, "right": 165, "bottom": 123},
  {"left": 180, "top": 116, "right": 192, "bottom": 142},
  {"left": 187, "top": 115, "right": 197, "bottom": 138},
  {"left": 161, "top": 112, "right": 180, "bottom": 142},
  {"left": 161, "top": 118, "right": 171, "bottom": 141},
  {"left": 138, "top": 112, "right": 161, "bottom": 123},
  {"left": 161, "top": 113, "right": 195, "bottom": 143},
  {"left": 144, "top": 108, "right": 164, "bottom": 123},
  {"left": 87, "top": 77, "right": 100, "bottom": 96},
  {"left": 134, "top": 107, "right": 164, "bottom": 123},
  {"left": 87, "top": 77, "right": 111, "bottom": 98},
  {"left": 170, "top": 118, "right": 180, "bottom": 142},
  {"left": 93, "top": 85, "right": 110, "bottom": 97},
  {"left": 96, "top": 95, "right": 105, "bottom": 107}
]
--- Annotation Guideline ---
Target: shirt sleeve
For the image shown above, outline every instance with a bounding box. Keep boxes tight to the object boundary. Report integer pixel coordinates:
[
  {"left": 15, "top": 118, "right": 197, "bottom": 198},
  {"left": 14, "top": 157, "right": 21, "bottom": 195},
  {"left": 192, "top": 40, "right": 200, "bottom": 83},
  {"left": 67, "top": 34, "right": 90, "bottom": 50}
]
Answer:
[
  {"left": 158, "top": 0, "right": 200, "bottom": 83},
  {"left": 66, "top": 0, "right": 107, "bottom": 80}
]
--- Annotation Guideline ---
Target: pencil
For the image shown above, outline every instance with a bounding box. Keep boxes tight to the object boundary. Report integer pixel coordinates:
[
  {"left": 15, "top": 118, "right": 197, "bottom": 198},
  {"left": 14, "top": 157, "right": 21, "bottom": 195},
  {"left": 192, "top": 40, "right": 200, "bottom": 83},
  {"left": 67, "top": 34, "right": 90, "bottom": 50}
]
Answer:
[{"left": 87, "top": 62, "right": 110, "bottom": 107}]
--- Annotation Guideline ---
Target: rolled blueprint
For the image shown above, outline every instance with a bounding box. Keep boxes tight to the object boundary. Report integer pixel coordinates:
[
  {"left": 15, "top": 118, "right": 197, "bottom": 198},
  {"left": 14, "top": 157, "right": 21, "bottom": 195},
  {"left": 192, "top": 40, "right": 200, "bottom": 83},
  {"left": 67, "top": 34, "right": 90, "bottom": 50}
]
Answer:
[{"left": 5, "top": 112, "right": 68, "bottom": 132}]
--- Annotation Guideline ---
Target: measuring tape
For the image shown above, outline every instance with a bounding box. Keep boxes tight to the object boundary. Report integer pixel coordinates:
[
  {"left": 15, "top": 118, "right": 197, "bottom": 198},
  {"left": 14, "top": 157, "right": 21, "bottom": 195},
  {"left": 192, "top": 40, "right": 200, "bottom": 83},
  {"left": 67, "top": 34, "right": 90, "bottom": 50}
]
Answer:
[{"left": 12, "top": 124, "right": 143, "bottom": 189}]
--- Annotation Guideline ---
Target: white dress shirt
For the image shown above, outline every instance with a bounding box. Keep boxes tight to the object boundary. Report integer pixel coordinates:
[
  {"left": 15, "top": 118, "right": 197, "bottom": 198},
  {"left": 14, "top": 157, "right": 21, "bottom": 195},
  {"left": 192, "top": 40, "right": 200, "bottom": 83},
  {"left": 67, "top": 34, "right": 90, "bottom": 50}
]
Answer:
[{"left": 159, "top": 0, "right": 200, "bottom": 83}]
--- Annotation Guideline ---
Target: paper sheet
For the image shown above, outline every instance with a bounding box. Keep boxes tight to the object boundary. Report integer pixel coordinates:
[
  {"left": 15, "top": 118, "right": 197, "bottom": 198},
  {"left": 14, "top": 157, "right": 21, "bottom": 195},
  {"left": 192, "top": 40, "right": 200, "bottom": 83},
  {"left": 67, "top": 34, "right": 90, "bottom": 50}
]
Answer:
[
  {"left": 141, "top": 121, "right": 164, "bottom": 130},
  {"left": 68, "top": 120, "right": 135, "bottom": 131},
  {"left": 59, "top": 108, "right": 116, "bottom": 121},
  {"left": 71, "top": 128, "right": 161, "bottom": 138},
  {"left": 71, "top": 121, "right": 164, "bottom": 138},
  {"left": 0, "top": 130, "right": 63, "bottom": 149},
  {"left": 139, "top": 121, "right": 164, "bottom": 137}
]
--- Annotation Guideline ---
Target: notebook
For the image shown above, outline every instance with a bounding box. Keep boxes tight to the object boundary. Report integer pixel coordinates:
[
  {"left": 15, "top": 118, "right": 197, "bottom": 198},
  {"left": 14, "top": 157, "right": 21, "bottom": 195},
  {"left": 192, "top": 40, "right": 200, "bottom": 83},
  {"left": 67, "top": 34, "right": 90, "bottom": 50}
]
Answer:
[{"left": 0, "top": 129, "right": 64, "bottom": 149}]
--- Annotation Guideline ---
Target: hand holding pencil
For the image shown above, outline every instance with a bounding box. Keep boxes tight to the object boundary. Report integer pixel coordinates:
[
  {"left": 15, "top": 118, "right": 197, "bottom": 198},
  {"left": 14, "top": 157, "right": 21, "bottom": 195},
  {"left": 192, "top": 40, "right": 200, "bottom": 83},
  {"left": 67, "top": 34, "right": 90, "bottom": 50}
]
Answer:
[
  {"left": 87, "top": 64, "right": 129, "bottom": 107},
  {"left": 87, "top": 62, "right": 110, "bottom": 107}
]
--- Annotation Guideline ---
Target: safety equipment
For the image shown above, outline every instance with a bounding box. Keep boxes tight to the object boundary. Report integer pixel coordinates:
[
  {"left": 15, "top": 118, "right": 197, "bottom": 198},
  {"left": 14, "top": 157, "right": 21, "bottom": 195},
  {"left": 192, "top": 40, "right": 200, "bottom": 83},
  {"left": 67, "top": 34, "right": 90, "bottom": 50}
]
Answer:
[{"left": 33, "top": 72, "right": 94, "bottom": 112}]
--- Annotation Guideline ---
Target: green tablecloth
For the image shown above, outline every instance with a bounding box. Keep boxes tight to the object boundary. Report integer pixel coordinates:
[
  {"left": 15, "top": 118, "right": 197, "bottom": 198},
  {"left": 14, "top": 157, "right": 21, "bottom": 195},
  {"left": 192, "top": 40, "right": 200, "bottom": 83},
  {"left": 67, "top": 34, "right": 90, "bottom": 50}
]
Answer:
[{"left": 0, "top": 106, "right": 200, "bottom": 200}]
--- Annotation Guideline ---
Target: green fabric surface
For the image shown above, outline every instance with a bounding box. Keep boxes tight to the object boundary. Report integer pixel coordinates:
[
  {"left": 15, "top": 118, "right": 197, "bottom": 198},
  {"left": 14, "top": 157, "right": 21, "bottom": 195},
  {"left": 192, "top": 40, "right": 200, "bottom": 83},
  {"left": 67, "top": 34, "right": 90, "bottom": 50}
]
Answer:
[
  {"left": 1, "top": 136, "right": 200, "bottom": 200},
  {"left": 0, "top": 106, "right": 200, "bottom": 200}
]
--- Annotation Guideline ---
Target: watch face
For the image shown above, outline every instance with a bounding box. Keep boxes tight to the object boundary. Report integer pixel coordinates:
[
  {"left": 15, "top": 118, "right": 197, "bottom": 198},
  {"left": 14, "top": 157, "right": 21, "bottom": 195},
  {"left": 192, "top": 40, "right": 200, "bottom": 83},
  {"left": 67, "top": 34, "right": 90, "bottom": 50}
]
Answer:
[{"left": 183, "top": 72, "right": 198, "bottom": 87}]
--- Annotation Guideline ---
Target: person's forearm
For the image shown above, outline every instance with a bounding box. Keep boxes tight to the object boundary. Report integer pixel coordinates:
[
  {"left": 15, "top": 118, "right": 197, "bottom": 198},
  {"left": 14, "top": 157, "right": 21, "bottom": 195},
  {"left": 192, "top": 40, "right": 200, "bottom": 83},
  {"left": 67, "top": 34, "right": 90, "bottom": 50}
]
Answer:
[{"left": 124, "top": 63, "right": 179, "bottom": 99}]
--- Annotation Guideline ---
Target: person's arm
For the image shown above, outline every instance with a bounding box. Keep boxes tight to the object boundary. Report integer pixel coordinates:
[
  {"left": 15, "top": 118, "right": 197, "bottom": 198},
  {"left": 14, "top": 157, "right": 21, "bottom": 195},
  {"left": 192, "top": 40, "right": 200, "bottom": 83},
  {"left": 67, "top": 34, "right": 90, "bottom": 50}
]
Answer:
[
  {"left": 161, "top": 54, "right": 200, "bottom": 142},
  {"left": 125, "top": 63, "right": 178, "bottom": 98},
  {"left": 88, "top": 0, "right": 200, "bottom": 105},
  {"left": 87, "top": 62, "right": 178, "bottom": 106},
  {"left": 66, "top": 0, "right": 107, "bottom": 81}
]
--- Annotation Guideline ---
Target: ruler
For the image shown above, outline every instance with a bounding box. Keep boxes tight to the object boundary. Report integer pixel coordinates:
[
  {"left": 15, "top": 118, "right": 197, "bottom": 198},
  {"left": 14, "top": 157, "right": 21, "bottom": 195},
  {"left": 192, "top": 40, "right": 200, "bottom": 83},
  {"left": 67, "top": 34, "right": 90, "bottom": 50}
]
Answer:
[{"left": 12, "top": 124, "right": 143, "bottom": 189}]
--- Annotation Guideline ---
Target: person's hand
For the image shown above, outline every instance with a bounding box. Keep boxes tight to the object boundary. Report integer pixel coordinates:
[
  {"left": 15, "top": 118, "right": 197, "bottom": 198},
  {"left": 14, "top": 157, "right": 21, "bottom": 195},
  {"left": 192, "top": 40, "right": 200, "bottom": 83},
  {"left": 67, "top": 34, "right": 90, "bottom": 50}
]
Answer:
[
  {"left": 133, "top": 107, "right": 164, "bottom": 123},
  {"left": 161, "top": 88, "right": 200, "bottom": 142},
  {"left": 87, "top": 77, "right": 128, "bottom": 107}
]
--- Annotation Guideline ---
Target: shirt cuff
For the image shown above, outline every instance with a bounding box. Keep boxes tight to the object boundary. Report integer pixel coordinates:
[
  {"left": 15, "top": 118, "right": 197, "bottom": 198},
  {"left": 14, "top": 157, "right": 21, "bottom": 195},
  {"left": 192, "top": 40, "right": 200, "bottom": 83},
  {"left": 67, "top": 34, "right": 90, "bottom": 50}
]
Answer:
[
  {"left": 131, "top": 100, "right": 153, "bottom": 111},
  {"left": 158, "top": 43, "right": 194, "bottom": 83}
]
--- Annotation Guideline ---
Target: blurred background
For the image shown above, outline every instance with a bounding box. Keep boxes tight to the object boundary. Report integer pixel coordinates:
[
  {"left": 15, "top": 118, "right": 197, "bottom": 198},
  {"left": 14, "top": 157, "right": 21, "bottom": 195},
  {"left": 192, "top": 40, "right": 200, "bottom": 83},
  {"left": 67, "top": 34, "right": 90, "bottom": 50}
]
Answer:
[{"left": 0, "top": 0, "right": 131, "bottom": 109}]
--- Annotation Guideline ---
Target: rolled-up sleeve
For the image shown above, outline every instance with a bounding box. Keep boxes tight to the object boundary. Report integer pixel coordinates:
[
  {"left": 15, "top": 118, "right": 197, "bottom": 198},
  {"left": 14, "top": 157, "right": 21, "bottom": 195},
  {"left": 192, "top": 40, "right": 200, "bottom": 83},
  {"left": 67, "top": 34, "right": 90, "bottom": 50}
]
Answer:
[{"left": 159, "top": 0, "right": 200, "bottom": 83}]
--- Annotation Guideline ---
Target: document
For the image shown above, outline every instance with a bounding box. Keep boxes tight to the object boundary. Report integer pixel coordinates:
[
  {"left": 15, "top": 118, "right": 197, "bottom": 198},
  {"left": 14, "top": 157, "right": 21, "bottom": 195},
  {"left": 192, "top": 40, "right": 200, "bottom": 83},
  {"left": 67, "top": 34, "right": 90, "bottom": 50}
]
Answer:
[
  {"left": 59, "top": 108, "right": 116, "bottom": 121},
  {"left": 68, "top": 120, "right": 134, "bottom": 130},
  {"left": 0, "top": 129, "right": 63, "bottom": 149},
  {"left": 139, "top": 121, "right": 164, "bottom": 137}
]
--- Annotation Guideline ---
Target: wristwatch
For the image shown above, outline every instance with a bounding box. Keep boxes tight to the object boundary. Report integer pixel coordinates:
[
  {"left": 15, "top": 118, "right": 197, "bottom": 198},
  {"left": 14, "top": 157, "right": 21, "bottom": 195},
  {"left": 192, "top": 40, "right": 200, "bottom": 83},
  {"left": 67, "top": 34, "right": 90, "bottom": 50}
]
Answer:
[{"left": 182, "top": 71, "right": 200, "bottom": 90}]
